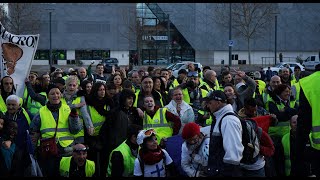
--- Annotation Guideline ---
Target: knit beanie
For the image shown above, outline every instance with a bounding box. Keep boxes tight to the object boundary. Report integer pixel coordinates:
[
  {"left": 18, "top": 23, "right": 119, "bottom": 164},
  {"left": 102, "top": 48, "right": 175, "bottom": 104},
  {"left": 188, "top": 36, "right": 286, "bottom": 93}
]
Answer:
[{"left": 182, "top": 122, "right": 200, "bottom": 140}]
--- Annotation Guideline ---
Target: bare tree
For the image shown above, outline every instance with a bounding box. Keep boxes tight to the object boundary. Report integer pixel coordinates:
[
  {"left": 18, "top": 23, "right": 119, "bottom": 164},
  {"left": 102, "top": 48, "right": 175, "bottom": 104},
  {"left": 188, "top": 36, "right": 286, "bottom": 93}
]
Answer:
[
  {"left": 215, "top": 3, "right": 276, "bottom": 65},
  {"left": 6, "top": 3, "right": 41, "bottom": 35},
  {"left": 0, "top": 3, "right": 7, "bottom": 23}
]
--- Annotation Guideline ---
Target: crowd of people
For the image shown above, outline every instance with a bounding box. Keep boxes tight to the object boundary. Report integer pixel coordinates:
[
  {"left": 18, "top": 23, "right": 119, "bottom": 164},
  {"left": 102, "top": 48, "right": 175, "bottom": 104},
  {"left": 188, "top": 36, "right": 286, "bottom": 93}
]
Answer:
[{"left": 0, "top": 60, "right": 319, "bottom": 177}]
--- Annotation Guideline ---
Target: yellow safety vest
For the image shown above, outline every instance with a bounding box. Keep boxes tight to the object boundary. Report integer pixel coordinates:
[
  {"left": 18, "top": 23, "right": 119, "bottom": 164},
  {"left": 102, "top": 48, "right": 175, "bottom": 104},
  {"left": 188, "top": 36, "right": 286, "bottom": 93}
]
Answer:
[
  {"left": 300, "top": 71, "right": 320, "bottom": 150},
  {"left": 169, "top": 79, "right": 180, "bottom": 89},
  {"left": 107, "top": 140, "right": 136, "bottom": 177},
  {"left": 143, "top": 108, "right": 173, "bottom": 144},
  {"left": 39, "top": 104, "right": 74, "bottom": 147},
  {"left": 3, "top": 107, "right": 31, "bottom": 125},
  {"left": 25, "top": 91, "right": 47, "bottom": 116},
  {"left": 181, "top": 88, "right": 208, "bottom": 105},
  {"left": 61, "top": 97, "right": 84, "bottom": 143},
  {"left": 282, "top": 132, "right": 291, "bottom": 176},
  {"left": 256, "top": 80, "right": 266, "bottom": 95},
  {"left": 267, "top": 99, "right": 296, "bottom": 137},
  {"left": 291, "top": 82, "right": 301, "bottom": 106},
  {"left": 60, "top": 156, "right": 95, "bottom": 177},
  {"left": 198, "top": 110, "right": 212, "bottom": 126},
  {"left": 0, "top": 95, "right": 7, "bottom": 112},
  {"left": 87, "top": 105, "right": 107, "bottom": 136}
]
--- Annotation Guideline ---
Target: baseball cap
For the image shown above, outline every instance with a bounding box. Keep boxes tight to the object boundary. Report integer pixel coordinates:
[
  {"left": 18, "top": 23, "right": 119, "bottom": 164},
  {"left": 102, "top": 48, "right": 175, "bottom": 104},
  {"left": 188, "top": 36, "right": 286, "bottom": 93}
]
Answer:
[
  {"left": 136, "top": 129, "right": 156, "bottom": 145},
  {"left": 205, "top": 90, "right": 227, "bottom": 102}
]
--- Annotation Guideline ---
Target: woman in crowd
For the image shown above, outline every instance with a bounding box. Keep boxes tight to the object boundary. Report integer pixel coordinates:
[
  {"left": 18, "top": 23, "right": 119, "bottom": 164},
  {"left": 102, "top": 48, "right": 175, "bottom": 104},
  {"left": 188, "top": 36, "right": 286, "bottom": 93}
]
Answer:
[
  {"left": 61, "top": 76, "right": 94, "bottom": 144},
  {"left": 134, "top": 129, "right": 176, "bottom": 177},
  {"left": 30, "top": 87, "right": 82, "bottom": 177},
  {"left": 165, "top": 87, "right": 194, "bottom": 134}
]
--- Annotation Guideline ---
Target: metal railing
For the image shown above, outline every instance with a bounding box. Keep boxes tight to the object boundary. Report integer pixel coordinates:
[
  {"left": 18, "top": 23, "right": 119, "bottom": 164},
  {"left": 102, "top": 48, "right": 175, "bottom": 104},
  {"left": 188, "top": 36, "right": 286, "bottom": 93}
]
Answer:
[{"left": 261, "top": 57, "right": 297, "bottom": 66}]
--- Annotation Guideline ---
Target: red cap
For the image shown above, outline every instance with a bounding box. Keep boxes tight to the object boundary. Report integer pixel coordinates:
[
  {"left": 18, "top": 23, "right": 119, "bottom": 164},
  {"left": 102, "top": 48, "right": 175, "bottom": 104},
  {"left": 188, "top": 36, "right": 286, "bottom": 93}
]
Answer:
[{"left": 182, "top": 122, "right": 200, "bottom": 140}]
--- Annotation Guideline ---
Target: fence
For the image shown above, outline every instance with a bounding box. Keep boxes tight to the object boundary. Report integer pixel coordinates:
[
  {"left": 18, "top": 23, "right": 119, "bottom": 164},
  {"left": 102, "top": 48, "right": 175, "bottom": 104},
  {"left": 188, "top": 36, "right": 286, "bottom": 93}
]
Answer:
[{"left": 261, "top": 57, "right": 297, "bottom": 66}]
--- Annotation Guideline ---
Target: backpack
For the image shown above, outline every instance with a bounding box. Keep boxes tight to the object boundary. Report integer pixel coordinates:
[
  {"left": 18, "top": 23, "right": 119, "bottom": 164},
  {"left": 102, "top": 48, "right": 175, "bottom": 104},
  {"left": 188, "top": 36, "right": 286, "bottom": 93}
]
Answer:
[{"left": 218, "top": 112, "right": 262, "bottom": 164}]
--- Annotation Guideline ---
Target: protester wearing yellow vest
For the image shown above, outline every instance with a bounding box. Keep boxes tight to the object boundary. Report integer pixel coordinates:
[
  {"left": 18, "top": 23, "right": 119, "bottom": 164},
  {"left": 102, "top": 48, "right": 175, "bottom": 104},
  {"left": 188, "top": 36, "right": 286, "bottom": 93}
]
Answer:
[
  {"left": 0, "top": 76, "right": 17, "bottom": 112},
  {"left": 266, "top": 84, "right": 298, "bottom": 138},
  {"left": 142, "top": 96, "right": 181, "bottom": 145},
  {"left": 61, "top": 76, "right": 94, "bottom": 144},
  {"left": 30, "top": 87, "right": 82, "bottom": 177},
  {"left": 133, "top": 76, "right": 164, "bottom": 109},
  {"left": 294, "top": 70, "right": 320, "bottom": 177},
  {"left": 60, "top": 143, "right": 95, "bottom": 177},
  {"left": 107, "top": 124, "right": 143, "bottom": 177}
]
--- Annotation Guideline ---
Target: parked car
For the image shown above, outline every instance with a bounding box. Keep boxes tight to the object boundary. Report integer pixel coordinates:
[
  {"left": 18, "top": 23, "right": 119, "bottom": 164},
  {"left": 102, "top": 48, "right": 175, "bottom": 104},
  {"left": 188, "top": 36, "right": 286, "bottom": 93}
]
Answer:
[
  {"left": 263, "top": 62, "right": 305, "bottom": 75},
  {"left": 142, "top": 59, "right": 156, "bottom": 65},
  {"left": 100, "top": 58, "right": 119, "bottom": 73},
  {"left": 302, "top": 55, "right": 320, "bottom": 71},
  {"left": 167, "top": 61, "right": 203, "bottom": 78},
  {"left": 156, "top": 58, "right": 168, "bottom": 64}
]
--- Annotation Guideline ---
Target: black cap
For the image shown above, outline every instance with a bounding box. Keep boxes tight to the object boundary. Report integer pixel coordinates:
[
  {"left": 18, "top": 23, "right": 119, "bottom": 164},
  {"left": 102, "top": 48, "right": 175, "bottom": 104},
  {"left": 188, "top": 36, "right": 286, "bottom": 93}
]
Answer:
[
  {"left": 178, "top": 69, "right": 188, "bottom": 75},
  {"left": 205, "top": 90, "right": 227, "bottom": 102}
]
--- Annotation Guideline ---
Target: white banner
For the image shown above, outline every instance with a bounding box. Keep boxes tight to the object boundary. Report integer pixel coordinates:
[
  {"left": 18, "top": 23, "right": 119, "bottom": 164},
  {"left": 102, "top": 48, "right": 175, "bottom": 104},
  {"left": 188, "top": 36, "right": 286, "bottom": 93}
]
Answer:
[{"left": 0, "top": 22, "right": 40, "bottom": 98}]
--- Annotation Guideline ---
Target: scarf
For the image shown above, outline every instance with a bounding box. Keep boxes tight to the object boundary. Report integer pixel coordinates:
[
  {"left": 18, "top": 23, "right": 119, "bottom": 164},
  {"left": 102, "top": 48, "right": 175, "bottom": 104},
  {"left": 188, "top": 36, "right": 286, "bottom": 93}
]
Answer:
[
  {"left": 139, "top": 145, "right": 164, "bottom": 165},
  {"left": 46, "top": 101, "right": 62, "bottom": 112}
]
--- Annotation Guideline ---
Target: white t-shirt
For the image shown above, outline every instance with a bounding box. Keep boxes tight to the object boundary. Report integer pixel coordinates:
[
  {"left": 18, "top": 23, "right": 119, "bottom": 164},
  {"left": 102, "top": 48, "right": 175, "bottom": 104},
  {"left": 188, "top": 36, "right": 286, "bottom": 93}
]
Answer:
[{"left": 134, "top": 149, "right": 173, "bottom": 177}]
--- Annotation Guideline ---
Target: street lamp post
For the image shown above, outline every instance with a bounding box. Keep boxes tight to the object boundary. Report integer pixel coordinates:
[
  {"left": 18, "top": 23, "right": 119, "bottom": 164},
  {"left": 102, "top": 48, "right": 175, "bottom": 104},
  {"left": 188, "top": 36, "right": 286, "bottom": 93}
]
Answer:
[
  {"left": 229, "top": 3, "right": 232, "bottom": 67},
  {"left": 167, "top": 14, "right": 171, "bottom": 63},
  {"left": 46, "top": 9, "right": 54, "bottom": 70},
  {"left": 274, "top": 15, "right": 277, "bottom": 65}
]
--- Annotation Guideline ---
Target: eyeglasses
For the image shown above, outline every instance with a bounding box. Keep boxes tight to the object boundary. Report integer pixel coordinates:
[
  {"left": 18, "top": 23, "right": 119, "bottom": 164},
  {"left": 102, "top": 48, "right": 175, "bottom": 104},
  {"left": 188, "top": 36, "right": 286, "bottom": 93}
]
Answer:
[
  {"left": 187, "top": 71, "right": 199, "bottom": 77},
  {"left": 73, "top": 147, "right": 89, "bottom": 153},
  {"left": 144, "top": 129, "right": 156, "bottom": 136}
]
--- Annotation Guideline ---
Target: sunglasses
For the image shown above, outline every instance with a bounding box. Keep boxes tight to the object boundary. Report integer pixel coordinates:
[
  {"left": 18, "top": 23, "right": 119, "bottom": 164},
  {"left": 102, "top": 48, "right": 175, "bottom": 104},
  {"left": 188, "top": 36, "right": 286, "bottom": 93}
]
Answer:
[
  {"left": 187, "top": 71, "right": 199, "bottom": 77},
  {"left": 73, "top": 147, "right": 89, "bottom": 153},
  {"left": 144, "top": 129, "right": 156, "bottom": 136}
]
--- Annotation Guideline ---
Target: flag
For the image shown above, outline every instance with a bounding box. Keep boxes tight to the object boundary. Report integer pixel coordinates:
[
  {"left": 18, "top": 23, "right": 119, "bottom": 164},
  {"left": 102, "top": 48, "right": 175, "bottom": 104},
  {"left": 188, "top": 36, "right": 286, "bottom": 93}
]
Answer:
[{"left": 0, "top": 22, "right": 40, "bottom": 98}]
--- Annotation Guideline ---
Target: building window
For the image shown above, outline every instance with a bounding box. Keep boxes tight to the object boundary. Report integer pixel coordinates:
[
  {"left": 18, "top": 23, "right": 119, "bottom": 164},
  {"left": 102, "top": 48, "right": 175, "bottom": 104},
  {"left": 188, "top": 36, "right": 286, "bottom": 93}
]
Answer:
[
  {"left": 34, "top": 50, "right": 49, "bottom": 60},
  {"left": 53, "top": 50, "right": 67, "bottom": 60},
  {"left": 34, "top": 50, "right": 66, "bottom": 60},
  {"left": 232, "top": 54, "right": 239, "bottom": 60},
  {"left": 75, "top": 50, "right": 110, "bottom": 60}
]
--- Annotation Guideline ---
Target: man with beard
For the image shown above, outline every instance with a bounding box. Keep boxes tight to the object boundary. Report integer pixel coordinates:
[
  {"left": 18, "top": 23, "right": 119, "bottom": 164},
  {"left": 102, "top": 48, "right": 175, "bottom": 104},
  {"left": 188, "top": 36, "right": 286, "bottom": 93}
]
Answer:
[
  {"left": 179, "top": 71, "right": 208, "bottom": 122},
  {"left": 280, "top": 67, "right": 292, "bottom": 87},
  {"left": 0, "top": 76, "right": 18, "bottom": 112},
  {"left": 176, "top": 69, "right": 188, "bottom": 85},
  {"left": 133, "top": 76, "right": 165, "bottom": 109},
  {"left": 107, "top": 124, "right": 143, "bottom": 177},
  {"left": 59, "top": 143, "right": 96, "bottom": 177},
  {"left": 181, "top": 122, "right": 209, "bottom": 177}
]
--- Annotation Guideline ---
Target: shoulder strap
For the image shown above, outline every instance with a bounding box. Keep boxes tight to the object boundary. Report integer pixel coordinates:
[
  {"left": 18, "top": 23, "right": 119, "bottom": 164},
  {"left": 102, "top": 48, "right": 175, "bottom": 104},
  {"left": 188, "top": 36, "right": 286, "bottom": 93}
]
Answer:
[
  {"left": 218, "top": 112, "right": 237, "bottom": 134},
  {"left": 138, "top": 156, "right": 144, "bottom": 176},
  {"left": 53, "top": 114, "right": 59, "bottom": 138}
]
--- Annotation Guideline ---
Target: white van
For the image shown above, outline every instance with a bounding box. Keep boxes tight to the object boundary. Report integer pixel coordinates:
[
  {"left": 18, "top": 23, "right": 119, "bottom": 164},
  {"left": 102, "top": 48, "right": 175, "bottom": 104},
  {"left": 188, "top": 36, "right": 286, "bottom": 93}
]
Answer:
[{"left": 303, "top": 55, "right": 320, "bottom": 71}]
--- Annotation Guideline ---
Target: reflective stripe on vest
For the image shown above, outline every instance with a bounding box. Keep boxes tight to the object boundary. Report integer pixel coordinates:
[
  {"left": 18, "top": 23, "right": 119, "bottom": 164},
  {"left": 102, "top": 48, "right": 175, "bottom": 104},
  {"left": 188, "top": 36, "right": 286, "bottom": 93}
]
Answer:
[
  {"left": 39, "top": 104, "right": 74, "bottom": 147},
  {"left": 300, "top": 71, "right": 320, "bottom": 150},
  {"left": 87, "top": 105, "right": 106, "bottom": 136},
  {"left": 143, "top": 108, "right": 173, "bottom": 144},
  {"left": 61, "top": 96, "right": 84, "bottom": 143},
  {"left": 60, "top": 156, "right": 95, "bottom": 177},
  {"left": 107, "top": 141, "right": 135, "bottom": 177},
  {"left": 282, "top": 133, "right": 291, "bottom": 176}
]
